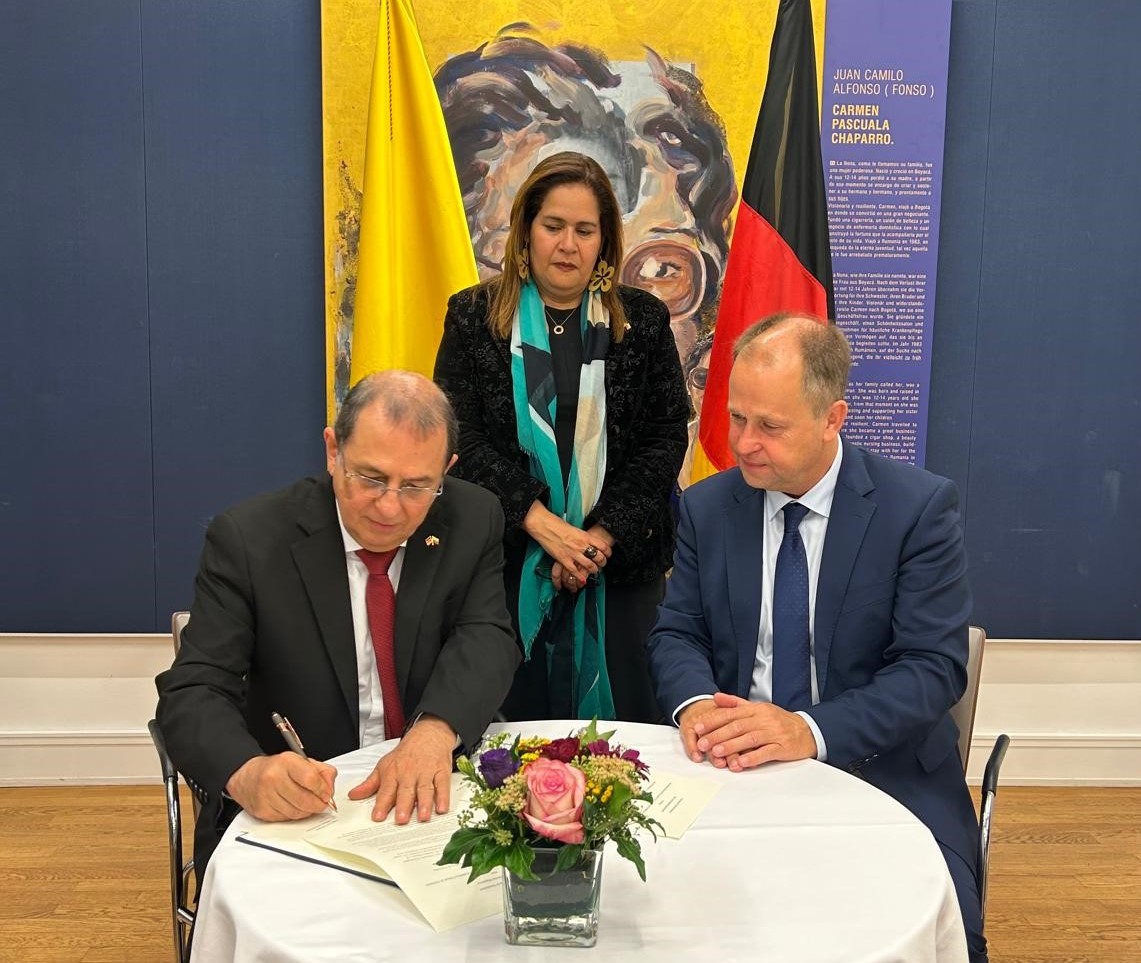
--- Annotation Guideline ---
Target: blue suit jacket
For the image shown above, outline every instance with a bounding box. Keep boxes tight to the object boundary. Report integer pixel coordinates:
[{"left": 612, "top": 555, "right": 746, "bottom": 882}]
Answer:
[{"left": 647, "top": 439, "right": 979, "bottom": 873}]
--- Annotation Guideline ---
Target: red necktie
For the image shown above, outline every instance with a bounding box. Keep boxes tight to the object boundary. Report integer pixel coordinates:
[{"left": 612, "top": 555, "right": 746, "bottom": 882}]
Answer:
[{"left": 356, "top": 548, "right": 404, "bottom": 740}]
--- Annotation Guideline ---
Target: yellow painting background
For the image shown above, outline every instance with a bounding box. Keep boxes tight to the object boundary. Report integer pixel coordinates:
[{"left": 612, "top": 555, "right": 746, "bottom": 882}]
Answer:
[{"left": 321, "top": 0, "right": 827, "bottom": 414}]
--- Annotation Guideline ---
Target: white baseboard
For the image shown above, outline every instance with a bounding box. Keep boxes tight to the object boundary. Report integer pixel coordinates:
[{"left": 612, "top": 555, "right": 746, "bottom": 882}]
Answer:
[
  {"left": 963, "top": 637, "right": 1141, "bottom": 786},
  {"left": 0, "top": 633, "right": 171, "bottom": 786},
  {"left": 1, "top": 634, "right": 1139, "bottom": 786},
  {"left": 0, "top": 729, "right": 160, "bottom": 786},
  {"left": 966, "top": 732, "right": 1141, "bottom": 787}
]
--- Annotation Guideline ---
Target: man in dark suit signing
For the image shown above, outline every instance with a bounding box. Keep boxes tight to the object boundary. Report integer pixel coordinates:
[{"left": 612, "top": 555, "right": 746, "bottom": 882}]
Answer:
[
  {"left": 156, "top": 370, "right": 519, "bottom": 883},
  {"left": 646, "top": 315, "right": 986, "bottom": 961}
]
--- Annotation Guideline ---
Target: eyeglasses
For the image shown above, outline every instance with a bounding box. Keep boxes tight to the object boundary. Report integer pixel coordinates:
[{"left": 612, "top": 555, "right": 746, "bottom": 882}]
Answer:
[
  {"left": 689, "top": 366, "right": 709, "bottom": 390},
  {"left": 341, "top": 465, "right": 443, "bottom": 504}
]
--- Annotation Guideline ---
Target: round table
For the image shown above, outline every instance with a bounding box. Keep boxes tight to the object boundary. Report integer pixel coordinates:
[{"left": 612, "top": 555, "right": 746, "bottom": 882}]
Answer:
[{"left": 191, "top": 720, "right": 967, "bottom": 962}]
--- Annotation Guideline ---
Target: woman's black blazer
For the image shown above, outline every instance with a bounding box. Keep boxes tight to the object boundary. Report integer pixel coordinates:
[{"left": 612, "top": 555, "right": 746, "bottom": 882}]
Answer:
[{"left": 434, "top": 282, "right": 689, "bottom": 585}]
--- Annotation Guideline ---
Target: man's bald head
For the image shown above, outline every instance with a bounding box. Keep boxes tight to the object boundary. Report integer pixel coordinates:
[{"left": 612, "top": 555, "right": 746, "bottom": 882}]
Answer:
[
  {"left": 333, "top": 370, "right": 458, "bottom": 464},
  {"left": 733, "top": 314, "right": 851, "bottom": 417}
]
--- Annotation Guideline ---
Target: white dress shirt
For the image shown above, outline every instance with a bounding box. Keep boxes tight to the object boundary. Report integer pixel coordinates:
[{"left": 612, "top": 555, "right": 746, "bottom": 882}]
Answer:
[
  {"left": 750, "top": 440, "right": 844, "bottom": 760},
  {"left": 335, "top": 500, "right": 405, "bottom": 747},
  {"left": 673, "top": 441, "right": 843, "bottom": 761}
]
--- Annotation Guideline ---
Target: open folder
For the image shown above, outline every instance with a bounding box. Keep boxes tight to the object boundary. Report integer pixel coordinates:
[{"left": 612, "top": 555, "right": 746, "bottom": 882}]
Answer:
[
  {"left": 236, "top": 831, "right": 395, "bottom": 885},
  {"left": 238, "top": 775, "right": 502, "bottom": 932}
]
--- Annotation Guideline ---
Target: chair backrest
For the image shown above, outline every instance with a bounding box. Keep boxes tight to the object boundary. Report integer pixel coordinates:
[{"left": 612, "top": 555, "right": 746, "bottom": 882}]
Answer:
[
  {"left": 172, "top": 611, "right": 190, "bottom": 654},
  {"left": 949, "top": 625, "right": 986, "bottom": 772},
  {"left": 168, "top": 611, "right": 203, "bottom": 815},
  {"left": 155, "top": 610, "right": 197, "bottom": 963}
]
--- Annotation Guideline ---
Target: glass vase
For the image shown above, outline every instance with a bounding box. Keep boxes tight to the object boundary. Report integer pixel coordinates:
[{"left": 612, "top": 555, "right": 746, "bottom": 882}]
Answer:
[{"left": 502, "top": 846, "right": 604, "bottom": 947}]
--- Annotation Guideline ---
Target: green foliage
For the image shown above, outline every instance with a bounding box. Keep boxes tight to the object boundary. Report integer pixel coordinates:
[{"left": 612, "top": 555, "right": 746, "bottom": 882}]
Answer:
[
  {"left": 605, "top": 779, "right": 634, "bottom": 816},
  {"left": 553, "top": 842, "right": 584, "bottom": 873},
  {"left": 577, "top": 718, "right": 616, "bottom": 746},
  {"left": 614, "top": 829, "right": 647, "bottom": 882},
  {"left": 503, "top": 839, "right": 537, "bottom": 880},
  {"left": 438, "top": 826, "right": 483, "bottom": 866}
]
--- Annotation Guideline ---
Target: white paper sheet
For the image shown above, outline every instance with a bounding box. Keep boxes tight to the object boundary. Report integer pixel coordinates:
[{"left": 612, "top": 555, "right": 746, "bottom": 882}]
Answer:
[
  {"left": 301, "top": 777, "right": 503, "bottom": 932},
  {"left": 642, "top": 769, "right": 722, "bottom": 838}
]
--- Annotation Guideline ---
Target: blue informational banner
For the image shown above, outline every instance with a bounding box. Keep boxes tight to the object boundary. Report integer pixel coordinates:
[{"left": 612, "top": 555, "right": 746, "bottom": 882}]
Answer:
[{"left": 821, "top": 0, "right": 953, "bottom": 467}]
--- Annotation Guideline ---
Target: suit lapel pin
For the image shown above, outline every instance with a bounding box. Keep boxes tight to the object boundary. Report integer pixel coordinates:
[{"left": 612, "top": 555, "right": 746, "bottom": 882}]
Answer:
[{"left": 425, "top": 535, "right": 440, "bottom": 548}]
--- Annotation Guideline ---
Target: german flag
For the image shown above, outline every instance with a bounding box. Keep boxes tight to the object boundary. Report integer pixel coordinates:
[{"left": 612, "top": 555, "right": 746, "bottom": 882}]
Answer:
[{"left": 694, "top": 0, "right": 833, "bottom": 477}]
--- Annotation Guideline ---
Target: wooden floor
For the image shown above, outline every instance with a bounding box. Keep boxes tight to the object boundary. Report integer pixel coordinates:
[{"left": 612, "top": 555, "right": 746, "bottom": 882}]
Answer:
[
  {"left": 974, "top": 786, "right": 1141, "bottom": 962},
  {"left": 1, "top": 785, "right": 1138, "bottom": 961}
]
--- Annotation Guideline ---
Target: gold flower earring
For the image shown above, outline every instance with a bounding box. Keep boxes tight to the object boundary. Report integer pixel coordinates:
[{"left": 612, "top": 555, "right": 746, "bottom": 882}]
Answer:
[
  {"left": 517, "top": 246, "right": 530, "bottom": 281},
  {"left": 589, "top": 259, "right": 614, "bottom": 293}
]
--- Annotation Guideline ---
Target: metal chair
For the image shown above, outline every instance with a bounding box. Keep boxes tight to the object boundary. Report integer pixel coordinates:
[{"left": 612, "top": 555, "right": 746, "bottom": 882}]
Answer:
[
  {"left": 948, "top": 625, "right": 1010, "bottom": 928},
  {"left": 978, "top": 732, "right": 1009, "bottom": 924},
  {"left": 149, "top": 611, "right": 207, "bottom": 963}
]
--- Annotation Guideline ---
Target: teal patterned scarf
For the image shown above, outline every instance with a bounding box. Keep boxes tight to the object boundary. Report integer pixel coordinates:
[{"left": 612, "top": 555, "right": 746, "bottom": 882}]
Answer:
[{"left": 511, "top": 279, "right": 614, "bottom": 719}]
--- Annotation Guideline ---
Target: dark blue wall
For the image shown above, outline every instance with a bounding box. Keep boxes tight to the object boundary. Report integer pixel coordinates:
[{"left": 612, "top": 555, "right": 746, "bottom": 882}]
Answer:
[
  {"left": 926, "top": 0, "right": 1141, "bottom": 638},
  {"left": 2, "top": 1, "right": 1139, "bottom": 637},
  {"left": 1, "top": 1, "right": 325, "bottom": 632}
]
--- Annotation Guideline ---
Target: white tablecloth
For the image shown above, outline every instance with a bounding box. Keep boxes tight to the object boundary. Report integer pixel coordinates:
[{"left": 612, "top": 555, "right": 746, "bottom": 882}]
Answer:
[{"left": 191, "top": 720, "right": 967, "bottom": 962}]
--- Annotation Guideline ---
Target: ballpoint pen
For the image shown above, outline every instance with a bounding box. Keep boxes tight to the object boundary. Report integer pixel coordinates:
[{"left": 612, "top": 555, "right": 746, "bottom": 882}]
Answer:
[
  {"left": 271, "top": 711, "right": 338, "bottom": 811},
  {"left": 271, "top": 711, "right": 308, "bottom": 757}
]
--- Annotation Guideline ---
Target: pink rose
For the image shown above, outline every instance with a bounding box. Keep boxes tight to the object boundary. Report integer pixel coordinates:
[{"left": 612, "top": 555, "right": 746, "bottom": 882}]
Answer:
[{"left": 523, "top": 759, "right": 586, "bottom": 844}]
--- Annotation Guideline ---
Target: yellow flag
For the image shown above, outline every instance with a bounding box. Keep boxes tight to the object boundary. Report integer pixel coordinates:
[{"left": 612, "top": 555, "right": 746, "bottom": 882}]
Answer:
[{"left": 349, "top": 0, "right": 477, "bottom": 384}]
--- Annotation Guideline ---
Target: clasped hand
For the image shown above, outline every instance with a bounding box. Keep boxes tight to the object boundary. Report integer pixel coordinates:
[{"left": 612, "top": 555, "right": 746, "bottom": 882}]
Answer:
[
  {"left": 523, "top": 502, "right": 613, "bottom": 594},
  {"left": 679, "top": 692, "right": 818, "bottom": 772}
]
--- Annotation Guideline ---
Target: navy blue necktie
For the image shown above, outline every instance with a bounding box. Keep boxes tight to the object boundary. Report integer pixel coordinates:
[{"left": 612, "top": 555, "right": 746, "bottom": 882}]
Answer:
[{"left": 772, "top": 502, "right": 812, "bottom": 712}]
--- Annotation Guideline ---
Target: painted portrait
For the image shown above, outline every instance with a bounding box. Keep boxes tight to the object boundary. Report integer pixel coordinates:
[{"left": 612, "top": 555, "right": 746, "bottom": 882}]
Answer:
[
  {"left": 434, "top": 32, "right": 737, "bottom": 365},
  {"left": 321, "top": 1, "right": 803, "bottom": 485}
]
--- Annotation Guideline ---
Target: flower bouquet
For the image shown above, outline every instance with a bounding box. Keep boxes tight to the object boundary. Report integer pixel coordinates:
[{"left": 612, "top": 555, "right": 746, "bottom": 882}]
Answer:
[{"left": 438, "top": 720, "right": 661, "bottom": 945}]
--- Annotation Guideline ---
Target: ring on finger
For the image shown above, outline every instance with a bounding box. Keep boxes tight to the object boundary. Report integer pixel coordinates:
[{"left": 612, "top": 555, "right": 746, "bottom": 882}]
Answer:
[{"left": 583, "top": 545, "right": 598, "bottom": 560}]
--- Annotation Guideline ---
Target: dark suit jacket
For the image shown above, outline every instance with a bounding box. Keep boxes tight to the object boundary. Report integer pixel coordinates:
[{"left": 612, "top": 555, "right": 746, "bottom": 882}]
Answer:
[
  {"left": 433, "top": 282, "right": 688, "bottom": 585},
  {"left": 155, "top": 474, "right": 519, "bottom": 877},
  {"left": 646, "top": 439, "right": 979, "bottom": 873}
]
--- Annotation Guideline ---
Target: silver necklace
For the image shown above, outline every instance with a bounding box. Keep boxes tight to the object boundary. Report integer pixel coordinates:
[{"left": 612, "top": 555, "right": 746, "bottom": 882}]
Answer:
[{"left": 544, "top": 305, "right": 576, "bottom": 336}]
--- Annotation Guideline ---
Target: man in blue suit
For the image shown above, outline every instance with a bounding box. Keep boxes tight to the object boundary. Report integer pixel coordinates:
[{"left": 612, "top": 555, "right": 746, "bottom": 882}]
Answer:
[{"left": 646, "top": 314, "right": 986, "bottom": 961}]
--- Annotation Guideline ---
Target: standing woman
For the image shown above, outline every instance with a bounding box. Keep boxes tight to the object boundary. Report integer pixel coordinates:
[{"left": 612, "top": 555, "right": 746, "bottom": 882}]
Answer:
[{"left": 434, "top": 152, "right": 688, "bottom": 723}]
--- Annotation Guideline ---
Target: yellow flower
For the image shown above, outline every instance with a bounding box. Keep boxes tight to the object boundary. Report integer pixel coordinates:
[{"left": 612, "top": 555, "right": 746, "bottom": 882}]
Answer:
[{"left": 582, "top": 756, "right": 640, "bottom": 793}]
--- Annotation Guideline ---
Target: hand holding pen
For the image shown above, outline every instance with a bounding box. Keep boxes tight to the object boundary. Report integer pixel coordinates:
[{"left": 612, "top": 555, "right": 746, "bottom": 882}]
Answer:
[
  {"left": 221, "top": 716, "right": 339, "bottom": 821},
  {"left": 272, "top": 712, "right": 338, "bottom": 812}
]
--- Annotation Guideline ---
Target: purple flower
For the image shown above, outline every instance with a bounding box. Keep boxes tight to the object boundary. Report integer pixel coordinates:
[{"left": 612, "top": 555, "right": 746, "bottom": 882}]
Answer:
[
  {"left": 478, "top": 748, "right": 518, "bottom": 788},
  {"left": 586, "top": 739, "right": 614, "bottom": 756},
  {"left": 620, "top": 748, "right": 649, "bottom": 773}
]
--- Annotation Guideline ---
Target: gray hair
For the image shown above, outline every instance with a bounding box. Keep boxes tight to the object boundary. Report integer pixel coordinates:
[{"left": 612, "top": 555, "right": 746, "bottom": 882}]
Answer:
[
  {"left": 734, "top": 313, "right": 851, "bottom": 416},
  {"left": 334, "top": 370, "right": 458, "bottom": 460}
]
